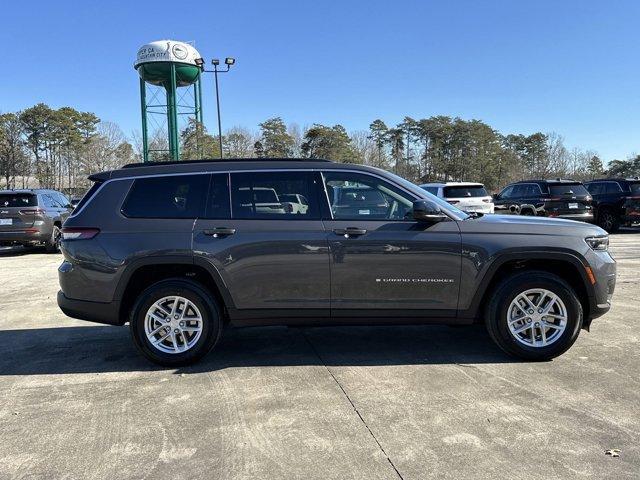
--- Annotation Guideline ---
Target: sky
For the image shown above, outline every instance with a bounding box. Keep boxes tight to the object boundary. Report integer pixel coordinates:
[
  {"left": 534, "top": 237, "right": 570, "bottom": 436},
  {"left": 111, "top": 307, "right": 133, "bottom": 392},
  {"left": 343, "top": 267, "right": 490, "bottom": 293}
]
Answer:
[{"left": 1, "top": 0, "right": 638, "bottom": 162}]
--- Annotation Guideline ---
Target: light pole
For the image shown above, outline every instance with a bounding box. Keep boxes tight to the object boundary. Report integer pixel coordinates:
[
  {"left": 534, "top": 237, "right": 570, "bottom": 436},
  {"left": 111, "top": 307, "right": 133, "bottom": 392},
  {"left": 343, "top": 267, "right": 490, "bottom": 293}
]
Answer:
[{"left": 206, "top": 57, "right": 235, "bottom": 158}]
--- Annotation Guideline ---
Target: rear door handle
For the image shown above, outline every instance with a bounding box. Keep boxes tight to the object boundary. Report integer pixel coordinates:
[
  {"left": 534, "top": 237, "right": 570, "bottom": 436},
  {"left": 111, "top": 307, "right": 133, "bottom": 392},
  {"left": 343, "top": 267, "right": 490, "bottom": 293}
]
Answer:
[
  {"left": 333, "top": 227, "right": 367, "bottom": 237},
  {"left": 203, "top": 227, "right": 236, "bottom": 237}
]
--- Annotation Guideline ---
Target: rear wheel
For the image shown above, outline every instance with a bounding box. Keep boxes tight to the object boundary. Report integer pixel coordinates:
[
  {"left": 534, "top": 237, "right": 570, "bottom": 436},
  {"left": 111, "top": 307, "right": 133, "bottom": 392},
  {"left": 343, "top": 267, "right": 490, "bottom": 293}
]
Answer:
[
  {"left": 485, "top": 271, "right": 582, "bottom": 361},
  {"left": 597, "top": 209, "right": 620, "bottom": 233},
  {"left": 130, "top": 279, "right": 223, "bottom": 367},
  {"left": 44, "top": 225, "right": 61, "bottom": 253}
]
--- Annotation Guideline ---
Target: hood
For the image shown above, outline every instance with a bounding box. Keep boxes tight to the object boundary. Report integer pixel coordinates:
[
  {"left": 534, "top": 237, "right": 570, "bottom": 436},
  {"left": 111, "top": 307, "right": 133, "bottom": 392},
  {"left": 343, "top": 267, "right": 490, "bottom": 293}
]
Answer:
[{"left": 459, "top": 214, "right": 607, "bottom": 237}]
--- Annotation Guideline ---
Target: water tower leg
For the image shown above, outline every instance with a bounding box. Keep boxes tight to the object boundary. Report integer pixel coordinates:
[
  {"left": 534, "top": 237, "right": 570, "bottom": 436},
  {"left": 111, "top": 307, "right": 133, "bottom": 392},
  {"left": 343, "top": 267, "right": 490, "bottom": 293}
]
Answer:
[
  {"left": 139, "top": 77, "right": 149, "bottom": 163},
  {"left": 167, "top": 63, "right": 180, "bottom": 161}
]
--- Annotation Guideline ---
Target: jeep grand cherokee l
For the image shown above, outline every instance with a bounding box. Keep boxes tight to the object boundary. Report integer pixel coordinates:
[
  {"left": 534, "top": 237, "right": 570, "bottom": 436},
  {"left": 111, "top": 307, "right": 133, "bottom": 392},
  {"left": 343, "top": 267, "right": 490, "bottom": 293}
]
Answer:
[
  {"left": 0, "top": 189, "right": 73, "bottom": 252},
  {"left": 57, "top": 159, "right": 616, "bottom": 366},
  {"left": 493, "top": 179, "right": 594, "bottom": 222},
  {"left": 584, "top": 177, "right": 640, "bottom": 232}
]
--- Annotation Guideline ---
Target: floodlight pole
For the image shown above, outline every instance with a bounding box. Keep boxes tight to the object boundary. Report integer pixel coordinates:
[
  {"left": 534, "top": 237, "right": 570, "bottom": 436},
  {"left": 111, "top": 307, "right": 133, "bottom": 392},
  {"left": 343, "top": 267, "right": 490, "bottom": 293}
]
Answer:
[{"left": 205, "top": 60, "right": 234, "bottom": 159}]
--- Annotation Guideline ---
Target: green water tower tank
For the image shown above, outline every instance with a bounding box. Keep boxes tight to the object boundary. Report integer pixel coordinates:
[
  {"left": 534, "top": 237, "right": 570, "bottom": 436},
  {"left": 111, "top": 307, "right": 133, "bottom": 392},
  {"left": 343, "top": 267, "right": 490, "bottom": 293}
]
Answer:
[{"left": 135, "top": 40, "right": 204, "bottom": 161}]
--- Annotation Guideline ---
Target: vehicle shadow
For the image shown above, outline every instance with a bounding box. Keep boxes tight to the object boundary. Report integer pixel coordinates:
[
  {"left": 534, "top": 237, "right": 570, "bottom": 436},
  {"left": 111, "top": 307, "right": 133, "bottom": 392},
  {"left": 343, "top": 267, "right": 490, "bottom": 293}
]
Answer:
[
  {"left": 0, "top": 246, "right": 44, "bottom": 257},
  {"left": 0, "top": 323, "right": 517, "bottom": 376}
]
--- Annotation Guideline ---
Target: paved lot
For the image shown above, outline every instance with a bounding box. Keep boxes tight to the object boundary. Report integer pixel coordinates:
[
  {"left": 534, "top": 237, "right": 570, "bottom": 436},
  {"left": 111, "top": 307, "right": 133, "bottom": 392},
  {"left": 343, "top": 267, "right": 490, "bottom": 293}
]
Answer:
[{"left": 0, "top": 231, "right": 639, "bottom": 479}]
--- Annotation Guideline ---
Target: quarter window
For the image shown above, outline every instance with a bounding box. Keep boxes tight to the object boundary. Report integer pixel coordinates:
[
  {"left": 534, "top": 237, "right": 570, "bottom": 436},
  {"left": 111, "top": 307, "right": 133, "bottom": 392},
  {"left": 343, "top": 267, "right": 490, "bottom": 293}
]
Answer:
[
  {"left": 230, "top": 171, "right": 320, "bottom": 219},
  {"left": 323, "top": 171, "right": 414, "bottom": 220},
  {"left": 122, "top": 174, "right": 209, "bottom": 218}
]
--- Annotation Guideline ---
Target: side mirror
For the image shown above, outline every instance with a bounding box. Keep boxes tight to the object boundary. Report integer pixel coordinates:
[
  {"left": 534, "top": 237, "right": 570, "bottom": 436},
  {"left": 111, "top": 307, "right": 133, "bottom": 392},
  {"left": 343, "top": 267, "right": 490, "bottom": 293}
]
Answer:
[{"left": 413, "top": 200, "right": 448, "bottom": 222}]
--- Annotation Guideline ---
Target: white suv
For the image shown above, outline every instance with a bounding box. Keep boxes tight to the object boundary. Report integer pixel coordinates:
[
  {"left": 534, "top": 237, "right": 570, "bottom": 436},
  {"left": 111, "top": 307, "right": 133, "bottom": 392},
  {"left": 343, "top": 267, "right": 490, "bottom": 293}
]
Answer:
[{"left": 420, "top": 182, "right": 494, "bottom": 214}]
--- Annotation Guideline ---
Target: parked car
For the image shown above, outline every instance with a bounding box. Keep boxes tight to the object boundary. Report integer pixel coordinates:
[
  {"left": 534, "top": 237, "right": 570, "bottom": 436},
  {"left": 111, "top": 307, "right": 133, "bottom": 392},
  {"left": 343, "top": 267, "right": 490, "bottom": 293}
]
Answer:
[
  {"left": 0, "top": 189, "right": 73, "bottom": 252},
  {"left": 58, "top": 159, "right": 616, "bottom": 366},
  {"left": 420, "top": 182, "right": 494, "bottom": 214},
  {"left": 493, "top": 179, "right": 594, "bottom": 222},
  {"left": 584, "top": 178, "right": 640, "bottom": 232}
]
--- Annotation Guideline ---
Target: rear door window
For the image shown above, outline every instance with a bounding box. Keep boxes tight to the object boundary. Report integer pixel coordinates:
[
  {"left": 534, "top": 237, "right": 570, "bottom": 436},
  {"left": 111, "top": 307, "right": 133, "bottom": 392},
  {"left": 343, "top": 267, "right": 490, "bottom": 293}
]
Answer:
[
  {"left": 0, "top": 193, "right": 37, "bottom": 208},
  {"left": 122, "top": 174, "right": 209, "bottom": 218},
  {"left": 443, "top": 185, "right": 488, "bottom": 198},
  {"left": 585, "top": 182, "right": 603, "bottom": 195},
  {"left": 604, "top": 182, "right": 623, "bottom": 194},
  {"left": 630, "top": 182, "right": 640, "bottom": 194},
  {"left": 230, "top": 171, "right": 320, "bottom": 219}
]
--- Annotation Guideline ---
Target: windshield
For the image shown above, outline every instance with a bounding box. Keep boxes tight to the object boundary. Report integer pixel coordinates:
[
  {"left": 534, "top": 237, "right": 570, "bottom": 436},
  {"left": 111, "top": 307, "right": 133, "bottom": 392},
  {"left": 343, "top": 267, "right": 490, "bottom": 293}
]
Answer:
[
  {"left": 549, "top": 184, "right": 589, "bottom": 196},
  {"left": 0, "top": 193, "right": 37, "bottom": 208},
  {"left": 443, "top": 185, "right": 488, "bottom": 198},
  {"left": 374, "top": 169, "right": 470, "bottom": 220}
]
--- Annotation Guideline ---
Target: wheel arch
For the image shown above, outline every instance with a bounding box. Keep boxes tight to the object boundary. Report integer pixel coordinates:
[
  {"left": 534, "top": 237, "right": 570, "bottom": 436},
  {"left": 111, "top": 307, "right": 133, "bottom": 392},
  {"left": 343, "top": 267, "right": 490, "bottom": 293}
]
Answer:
[
  {"left": 464, "top": 251, "right": 594, "bottom": 326},
  {"left": 115, "top": 256, "right": 234, "bottom": 324}
]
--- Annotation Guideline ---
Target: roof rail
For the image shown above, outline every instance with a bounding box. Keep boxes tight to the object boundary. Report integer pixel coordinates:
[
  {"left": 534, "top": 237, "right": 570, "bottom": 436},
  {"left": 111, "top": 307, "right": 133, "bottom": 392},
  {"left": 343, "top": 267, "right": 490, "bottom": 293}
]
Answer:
[{"left": 121, "top": 158, "right": 333, "bottom": 169}]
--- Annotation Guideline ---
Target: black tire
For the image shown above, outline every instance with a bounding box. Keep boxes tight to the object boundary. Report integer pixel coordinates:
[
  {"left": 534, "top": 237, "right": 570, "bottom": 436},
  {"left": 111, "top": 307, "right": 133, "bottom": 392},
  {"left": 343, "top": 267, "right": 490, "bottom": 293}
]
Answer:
[
  {"left": 597, "top": 209, "right": 620, "bottom": 233},
  {"left": 44, "top": 225, "right": 61, "bottom": 253},
  {"left": 485, "top": 271, "right": 583, "bottom": 361},
  {"left": 129, "top": 279, "right": 223, "bottom": 367}
]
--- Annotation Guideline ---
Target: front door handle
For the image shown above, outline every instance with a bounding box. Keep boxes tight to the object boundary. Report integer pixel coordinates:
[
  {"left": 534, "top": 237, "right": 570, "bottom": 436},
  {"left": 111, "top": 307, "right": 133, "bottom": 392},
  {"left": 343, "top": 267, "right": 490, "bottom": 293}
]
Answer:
[
  {"left": 333, "top": 227, "right": 367, "bottom": 237},
  {"left": 203, "top": 227, "right": 236, "bottom": 237}
]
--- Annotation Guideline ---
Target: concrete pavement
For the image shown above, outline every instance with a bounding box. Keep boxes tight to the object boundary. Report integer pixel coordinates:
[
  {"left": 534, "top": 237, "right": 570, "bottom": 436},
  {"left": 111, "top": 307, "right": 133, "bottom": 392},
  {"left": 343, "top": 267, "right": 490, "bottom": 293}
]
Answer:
[{"left": 0, "top": 232, "right": 638, "bottom": 479}]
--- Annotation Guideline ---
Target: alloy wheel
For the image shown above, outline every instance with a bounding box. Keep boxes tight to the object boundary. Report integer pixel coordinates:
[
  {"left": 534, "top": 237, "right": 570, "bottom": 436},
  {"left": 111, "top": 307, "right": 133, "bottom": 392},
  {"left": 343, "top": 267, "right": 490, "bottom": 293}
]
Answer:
[
  {"left": 506, "top": 288, "right": 567, "bottom": 347},
  {"left": 144, "top": 296, "right": 203, "bottom": 354}
]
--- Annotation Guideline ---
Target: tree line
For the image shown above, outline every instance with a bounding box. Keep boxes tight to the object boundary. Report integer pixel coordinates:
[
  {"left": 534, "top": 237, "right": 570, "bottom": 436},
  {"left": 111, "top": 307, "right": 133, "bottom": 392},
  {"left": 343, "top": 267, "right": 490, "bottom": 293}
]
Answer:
[{"left": 2, "top": 103, "right": 638, "bottom": 193}]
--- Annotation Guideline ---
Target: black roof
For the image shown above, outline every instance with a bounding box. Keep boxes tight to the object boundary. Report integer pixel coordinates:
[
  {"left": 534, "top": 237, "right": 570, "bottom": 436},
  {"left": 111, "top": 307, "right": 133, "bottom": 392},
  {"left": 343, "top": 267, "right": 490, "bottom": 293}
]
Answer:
[
  {"left": 512, "top": 178, "right": 581, "bottom": 184},
  {"left": 90, "top": 158, "right": 367, "bottom": 182},
  {"left": 122, "top": 158, "right": 332, "bottom": 169},
  {"left": 585, "top": 177, "right": 640, "bottom": 183}
]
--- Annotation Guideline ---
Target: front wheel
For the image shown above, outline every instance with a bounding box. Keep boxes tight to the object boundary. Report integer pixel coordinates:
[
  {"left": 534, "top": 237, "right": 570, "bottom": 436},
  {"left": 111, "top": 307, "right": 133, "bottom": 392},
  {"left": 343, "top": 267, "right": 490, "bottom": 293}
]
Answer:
[
  {"left": 485, "top": 271, "right": 583, "bottom": 361},
  {"left": 130, "top": 279, "right": 223, "bottom": 367}
]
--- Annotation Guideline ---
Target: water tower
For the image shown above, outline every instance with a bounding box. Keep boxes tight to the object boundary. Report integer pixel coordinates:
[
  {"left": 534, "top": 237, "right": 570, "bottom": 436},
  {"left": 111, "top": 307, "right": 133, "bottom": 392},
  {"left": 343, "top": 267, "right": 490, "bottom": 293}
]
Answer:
[{"left": 135, "top": 40, "right": 204, "bottom": 161}]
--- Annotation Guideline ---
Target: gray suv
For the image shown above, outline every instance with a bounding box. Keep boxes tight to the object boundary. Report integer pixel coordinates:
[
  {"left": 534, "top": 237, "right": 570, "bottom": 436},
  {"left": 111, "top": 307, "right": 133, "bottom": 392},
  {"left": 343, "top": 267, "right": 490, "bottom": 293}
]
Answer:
[
  {"left": 57, "top": 159, "right": 617, "bottom": 366},
  {"left": 0, "top": 189, "right": 73, "bottom": 252}
]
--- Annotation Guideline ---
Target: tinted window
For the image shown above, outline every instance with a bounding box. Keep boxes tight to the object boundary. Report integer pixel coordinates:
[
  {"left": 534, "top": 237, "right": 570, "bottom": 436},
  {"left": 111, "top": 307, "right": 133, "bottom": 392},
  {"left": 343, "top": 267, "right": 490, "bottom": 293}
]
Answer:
[
  {"left": 323, "top": 171, "right": 414, "bottom": 220},
  {"left": 42, "top": 194, "right": 59, "bottom": 208},
  {"left": 204, "top": 174, "right": 230, "bottom": 219},
  {"left": 0, "top": 193, "right": 37, "bottom": 207},
  {"left": 630, "top": 182, "right": 640, "bottom": 194},
  {"left": 605, "top": 182, "right": 622, "bottom": 194},
  {"left": 443, "top": 185, "right": 488, "bottom": 198},
  {"left": 585, "top": 182, "right": 603, "bottom": 195},
  {"left": 72, "top": 182, "right": 102, "bottom": 213},
  {"left": 122, "top": 174, "right": 208, "bottom": 218},
  {"left": 499, "top": 185, "right": 515, "bottom": 199},
  {"left": 230, "top": 171, "right": 319, "bottom": 219},
  {"left": 549, "top": 183, "right": 589, "bottom": 196}
]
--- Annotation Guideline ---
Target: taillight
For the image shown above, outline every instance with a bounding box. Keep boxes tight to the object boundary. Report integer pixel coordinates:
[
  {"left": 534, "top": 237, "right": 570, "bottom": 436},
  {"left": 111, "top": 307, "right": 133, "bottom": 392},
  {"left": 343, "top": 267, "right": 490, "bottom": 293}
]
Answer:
[
  {"left": 61, "top": 227, "right": 100, "bottom": 240},
  {"left": 19, "top": 208, "right": 46, "bottom": 215},
  {"left": 447, "top": 200, "right": 460, "bottom": 205},
  {"left": 482, "top": 198, "right": 491, "bottom": 203}
]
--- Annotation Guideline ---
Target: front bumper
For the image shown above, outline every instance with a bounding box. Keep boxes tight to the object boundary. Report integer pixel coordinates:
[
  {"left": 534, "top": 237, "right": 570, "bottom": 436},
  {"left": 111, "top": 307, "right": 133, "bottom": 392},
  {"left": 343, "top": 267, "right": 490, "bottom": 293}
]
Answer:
[{"left": 57, "top": 290, "right": 123, "bottom": 326}]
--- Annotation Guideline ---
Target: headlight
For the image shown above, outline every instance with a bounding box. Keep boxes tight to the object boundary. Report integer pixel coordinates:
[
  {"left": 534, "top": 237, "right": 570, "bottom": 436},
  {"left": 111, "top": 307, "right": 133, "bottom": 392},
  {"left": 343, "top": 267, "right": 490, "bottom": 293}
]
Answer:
[{"left": 585, "top": 235, "right": 609, "bottom": 251}]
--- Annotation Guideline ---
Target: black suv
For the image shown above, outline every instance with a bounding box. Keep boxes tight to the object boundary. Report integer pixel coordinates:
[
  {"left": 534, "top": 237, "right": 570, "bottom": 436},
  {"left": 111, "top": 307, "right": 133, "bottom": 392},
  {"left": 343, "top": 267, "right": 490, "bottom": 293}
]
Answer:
[
  {"left": 0, "top": 189, "right": 73, "bottom": 252},
  {"left": 57, "top": 160, "right": 616, "bottom": 366},
  {"left": 584, "top": 178, "right": 640, "bottom": 232},
  {"left": 493, "top": 179, "right": 593, "bottom": 222}
]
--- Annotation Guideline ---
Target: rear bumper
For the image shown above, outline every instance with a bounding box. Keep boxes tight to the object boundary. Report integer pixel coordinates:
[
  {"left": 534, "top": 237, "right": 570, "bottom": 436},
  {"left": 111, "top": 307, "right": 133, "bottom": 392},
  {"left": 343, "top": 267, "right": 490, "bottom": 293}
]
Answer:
[
  {"left": 57, "top": 290, "right": 123, "bottom": 326},
  {"left": 555, "top": 212, "right": 594, "bottom": 222},
  {"left": 0, "top": 228, "right": 50, "bottom": 245}
]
